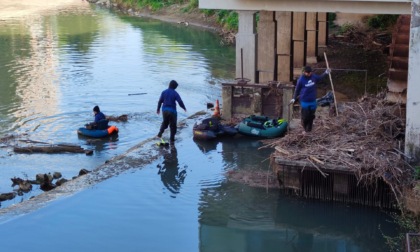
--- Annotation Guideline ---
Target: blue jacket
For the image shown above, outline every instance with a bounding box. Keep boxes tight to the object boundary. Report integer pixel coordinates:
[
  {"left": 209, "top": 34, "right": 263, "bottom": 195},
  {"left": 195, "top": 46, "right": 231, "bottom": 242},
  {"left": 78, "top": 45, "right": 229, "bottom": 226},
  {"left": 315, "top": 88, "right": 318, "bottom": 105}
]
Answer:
[
  {"left": 94, "top": 112, "right": 106, "bottom": 123},
  {"left": 293, "top": 72, "right": 327, "bottom": 103},
  {"left": 157, "top": 88, "right": 186, "bottom": 115}
]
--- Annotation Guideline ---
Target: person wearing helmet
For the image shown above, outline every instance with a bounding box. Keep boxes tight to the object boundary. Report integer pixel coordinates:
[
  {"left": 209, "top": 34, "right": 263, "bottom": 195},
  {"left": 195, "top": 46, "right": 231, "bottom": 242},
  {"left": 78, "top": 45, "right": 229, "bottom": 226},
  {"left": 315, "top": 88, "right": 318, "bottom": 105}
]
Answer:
[
  {"left": 156, "top": 80, "right": 187, "bottom": 143},
  {"left": 289, "top": 66, "right": 331, "bottom": 133}
]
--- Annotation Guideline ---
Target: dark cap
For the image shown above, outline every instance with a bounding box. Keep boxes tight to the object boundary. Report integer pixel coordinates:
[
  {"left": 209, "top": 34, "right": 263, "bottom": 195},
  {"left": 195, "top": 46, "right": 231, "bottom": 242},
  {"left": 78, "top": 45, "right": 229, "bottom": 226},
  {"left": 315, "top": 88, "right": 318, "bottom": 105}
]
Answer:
[
  {"left": 169, "top": 80, "right": 178, "bottom": 89},
  {"left": 303, "top": 66, "right": 312, "bottom": 73}
]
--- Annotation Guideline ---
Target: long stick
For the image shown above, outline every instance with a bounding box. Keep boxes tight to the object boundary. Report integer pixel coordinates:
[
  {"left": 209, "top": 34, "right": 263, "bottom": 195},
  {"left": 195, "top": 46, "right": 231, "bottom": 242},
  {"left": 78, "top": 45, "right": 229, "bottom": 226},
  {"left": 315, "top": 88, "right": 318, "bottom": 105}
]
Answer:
[
  {"left": 128, "top": 93, "right": 147, "bottom": 96},
  {"left": 323, "top": 52, "right": 339, "bottom": 116}
]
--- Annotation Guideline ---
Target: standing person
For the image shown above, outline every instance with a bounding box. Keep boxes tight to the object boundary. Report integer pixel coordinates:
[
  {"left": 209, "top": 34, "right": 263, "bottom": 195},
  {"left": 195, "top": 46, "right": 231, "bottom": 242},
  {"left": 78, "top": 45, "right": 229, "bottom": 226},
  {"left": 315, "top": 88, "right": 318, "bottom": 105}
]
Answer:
[
  {"left": 156, "top": 80, "right": 187, "bottom": 142},
  {"left": 290, "top": 66, "right": 330, "bottom": 133}
]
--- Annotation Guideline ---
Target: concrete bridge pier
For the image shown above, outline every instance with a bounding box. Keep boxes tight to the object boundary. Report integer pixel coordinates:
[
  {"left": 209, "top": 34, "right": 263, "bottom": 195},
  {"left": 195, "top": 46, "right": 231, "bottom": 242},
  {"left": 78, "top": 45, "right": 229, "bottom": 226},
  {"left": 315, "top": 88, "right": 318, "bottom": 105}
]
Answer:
[
  {"left": 406, "top": 0, "right": 420, "bottom": 164},
  {"left": 235, "top": 11, "right": 257, "bottom": 83},
  {"left": 237, "top": 10, "right": 328, "bottom": 84}
]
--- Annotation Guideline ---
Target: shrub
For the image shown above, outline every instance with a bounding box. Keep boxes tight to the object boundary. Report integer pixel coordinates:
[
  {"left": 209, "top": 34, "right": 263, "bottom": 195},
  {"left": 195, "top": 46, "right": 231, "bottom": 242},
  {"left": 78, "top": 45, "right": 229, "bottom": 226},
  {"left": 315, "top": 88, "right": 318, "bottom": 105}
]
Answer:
[{"left": 367, "top": 14, "right": 399, "bottom": 30}]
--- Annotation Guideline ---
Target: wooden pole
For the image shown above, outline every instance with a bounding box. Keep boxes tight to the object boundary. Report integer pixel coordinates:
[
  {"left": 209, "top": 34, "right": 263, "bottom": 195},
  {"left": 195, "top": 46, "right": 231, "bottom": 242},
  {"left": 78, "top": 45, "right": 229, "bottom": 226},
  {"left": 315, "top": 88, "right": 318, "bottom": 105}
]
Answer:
[{"left": 323, "top": 52, "right": 339, "bottom": 116}]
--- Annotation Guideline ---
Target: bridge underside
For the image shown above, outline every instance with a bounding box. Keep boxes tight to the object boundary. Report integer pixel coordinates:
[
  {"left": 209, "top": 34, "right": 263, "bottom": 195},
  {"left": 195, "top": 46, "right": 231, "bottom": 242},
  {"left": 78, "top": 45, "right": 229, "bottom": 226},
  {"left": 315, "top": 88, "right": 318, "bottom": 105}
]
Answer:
[
  {"left": 199, "top": 0, "right": 411, "bottom": 15},
  {"left": 199, "top": 0, "right": 420, "bottom": 164}
]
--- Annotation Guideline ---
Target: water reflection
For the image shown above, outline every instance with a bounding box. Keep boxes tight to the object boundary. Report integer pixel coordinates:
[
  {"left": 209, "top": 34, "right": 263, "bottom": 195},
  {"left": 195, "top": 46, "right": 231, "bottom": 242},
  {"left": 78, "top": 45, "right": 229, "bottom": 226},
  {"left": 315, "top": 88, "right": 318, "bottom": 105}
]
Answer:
[
  {"left": 157, "top": 144, "right": 187, "bottom": 196},
  {"left": 198, "top": 184, "right": 397, "bottom": 252},
  {"left": 193, "top": 138, "right": 218, "bottom": 154},
  {"left": 192, "top": 134, "right": 398, "bottom": 252},
  {"left": 194, "top": 136, "right": 274, "bottom": 172},
  {"left": 78, "top": 134, "right": 119, "bottom": 153}
]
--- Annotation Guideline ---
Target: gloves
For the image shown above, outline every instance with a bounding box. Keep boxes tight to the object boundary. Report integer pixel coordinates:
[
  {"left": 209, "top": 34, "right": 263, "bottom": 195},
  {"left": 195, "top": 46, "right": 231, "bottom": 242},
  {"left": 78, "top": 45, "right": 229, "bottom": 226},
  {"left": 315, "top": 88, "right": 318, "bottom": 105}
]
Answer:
[
  {"left": 325, "top": 68, "right": 331, "bottom": 74},
  {"left": 289, "top": 98, "right": 295, "bottom": 104}
]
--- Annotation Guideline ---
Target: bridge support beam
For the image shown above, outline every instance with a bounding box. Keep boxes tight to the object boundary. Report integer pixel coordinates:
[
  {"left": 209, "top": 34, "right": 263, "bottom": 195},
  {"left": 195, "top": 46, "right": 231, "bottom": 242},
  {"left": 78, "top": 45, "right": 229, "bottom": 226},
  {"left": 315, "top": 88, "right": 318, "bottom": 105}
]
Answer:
[{"left": 405, "top": 0, "right": 420, "bottom": 164}]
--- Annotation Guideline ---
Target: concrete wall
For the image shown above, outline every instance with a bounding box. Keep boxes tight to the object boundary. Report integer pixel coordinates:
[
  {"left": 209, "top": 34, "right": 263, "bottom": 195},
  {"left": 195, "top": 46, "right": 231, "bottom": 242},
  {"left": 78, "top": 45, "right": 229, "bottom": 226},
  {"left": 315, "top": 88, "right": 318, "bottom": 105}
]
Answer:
[
  {"left": 235, "top": 11, "right": 257, "bottom": 83},
  {"left": 406, "top": 0, "right": 420, "bottom": 164}
]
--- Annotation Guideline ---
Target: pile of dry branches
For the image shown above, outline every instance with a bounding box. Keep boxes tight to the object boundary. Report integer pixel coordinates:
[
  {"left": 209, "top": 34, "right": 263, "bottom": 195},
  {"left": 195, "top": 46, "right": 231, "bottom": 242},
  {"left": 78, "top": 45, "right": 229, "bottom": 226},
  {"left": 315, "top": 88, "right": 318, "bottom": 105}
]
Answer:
[{"left": 263, "top": 95, "right": 412, "bottom": 197}]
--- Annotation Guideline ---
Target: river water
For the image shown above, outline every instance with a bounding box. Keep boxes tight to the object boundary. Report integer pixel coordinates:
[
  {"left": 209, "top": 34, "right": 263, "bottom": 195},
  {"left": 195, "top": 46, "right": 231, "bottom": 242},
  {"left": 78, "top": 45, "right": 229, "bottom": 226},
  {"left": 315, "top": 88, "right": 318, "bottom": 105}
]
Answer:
[{"left": 0, "top": 2, "right": 398, "bottom": 251}]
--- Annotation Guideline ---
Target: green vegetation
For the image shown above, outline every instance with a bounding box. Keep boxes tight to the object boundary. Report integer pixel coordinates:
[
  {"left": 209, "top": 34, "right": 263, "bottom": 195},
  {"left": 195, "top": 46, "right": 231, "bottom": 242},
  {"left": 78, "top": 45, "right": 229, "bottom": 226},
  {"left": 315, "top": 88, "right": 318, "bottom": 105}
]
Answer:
[
  {"left": 336, "top": 22, "right": 356, "bottom": 35},
  {"left": 383, "top": 212, "right": 420, "bottom": 252},
  {"left": 328, "top": 13, "right": 337, "bottom": 29},
  {"left": 215, "top": 10, "right": 238, "bottom": 30},
  {"left": 114, "top": 0, "right": 238, "bottom": 30},
  {"left": 366, "top": 14, "right": 399, "bottom": 30},
  {"left": 415, "top": 166, "right": 420, "bottom": 180},
  {"left": 328, "top": 13, "right": 398, "bottom": 33}
]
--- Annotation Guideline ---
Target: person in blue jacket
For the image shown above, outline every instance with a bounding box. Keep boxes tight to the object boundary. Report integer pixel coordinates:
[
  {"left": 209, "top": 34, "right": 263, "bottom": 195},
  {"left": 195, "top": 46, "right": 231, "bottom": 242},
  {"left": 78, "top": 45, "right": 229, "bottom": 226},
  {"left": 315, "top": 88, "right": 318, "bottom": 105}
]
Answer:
[
  {"left": 290, "top": 66, "right": 331, "bottom": 133},
  {"left": 156, "top": 80, "right": 187, "bottom": 142},
  {"left": 93, "top": 105, "right": 106, "bottom": 123},
  {"left": 86, "top": 105, "right": 108, "bottom": 130}
]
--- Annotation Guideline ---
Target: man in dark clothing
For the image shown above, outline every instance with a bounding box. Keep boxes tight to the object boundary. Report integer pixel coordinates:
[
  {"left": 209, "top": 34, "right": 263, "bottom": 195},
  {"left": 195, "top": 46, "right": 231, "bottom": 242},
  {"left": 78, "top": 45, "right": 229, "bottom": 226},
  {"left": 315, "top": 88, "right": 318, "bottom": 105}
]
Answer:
[
  {"left": 290, "top": 66, "right": 330, "bottom": 133},
  {"left": 86, "top": 105, "right": 108, "bottom": 130},
  {"left": 93, "top": 105, "right": 106, "bottom": 123},
  {"left": 156, "top": 80, "right": 187, "bottom": 142}
]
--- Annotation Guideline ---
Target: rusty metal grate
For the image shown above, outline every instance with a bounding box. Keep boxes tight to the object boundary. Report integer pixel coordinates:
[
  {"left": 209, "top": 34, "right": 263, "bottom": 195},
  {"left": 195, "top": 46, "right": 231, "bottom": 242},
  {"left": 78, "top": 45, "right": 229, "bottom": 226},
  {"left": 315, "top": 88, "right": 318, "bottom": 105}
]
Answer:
[
  {"left": 406, "top": 233, "right": 420, "bottom": 252},
  {"left": 278, "top": 165, "right": 398, "bottom": 209}
]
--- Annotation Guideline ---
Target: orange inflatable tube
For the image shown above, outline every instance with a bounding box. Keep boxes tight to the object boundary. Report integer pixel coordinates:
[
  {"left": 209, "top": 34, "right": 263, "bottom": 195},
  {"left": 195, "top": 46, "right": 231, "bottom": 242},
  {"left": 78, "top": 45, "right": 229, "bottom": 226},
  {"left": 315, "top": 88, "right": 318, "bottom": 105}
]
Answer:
[{"left": 107, "top": 125, "right": 118, "bottom": 134}]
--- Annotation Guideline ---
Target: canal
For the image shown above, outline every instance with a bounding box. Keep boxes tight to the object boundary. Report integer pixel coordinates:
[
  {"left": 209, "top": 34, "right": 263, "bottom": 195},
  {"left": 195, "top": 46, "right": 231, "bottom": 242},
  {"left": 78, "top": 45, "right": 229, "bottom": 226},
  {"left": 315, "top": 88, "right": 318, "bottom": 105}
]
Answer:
[{"left": 0, "top": 1, "right": 398, "bottom": 251}]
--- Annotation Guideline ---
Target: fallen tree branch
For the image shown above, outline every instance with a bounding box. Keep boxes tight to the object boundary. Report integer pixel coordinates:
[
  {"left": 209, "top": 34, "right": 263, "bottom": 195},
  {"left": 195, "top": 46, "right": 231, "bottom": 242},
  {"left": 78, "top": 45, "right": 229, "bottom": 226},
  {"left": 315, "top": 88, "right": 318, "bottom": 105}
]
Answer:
[{"left": 14, "top": 145, "right": 86, "bottom": 154}]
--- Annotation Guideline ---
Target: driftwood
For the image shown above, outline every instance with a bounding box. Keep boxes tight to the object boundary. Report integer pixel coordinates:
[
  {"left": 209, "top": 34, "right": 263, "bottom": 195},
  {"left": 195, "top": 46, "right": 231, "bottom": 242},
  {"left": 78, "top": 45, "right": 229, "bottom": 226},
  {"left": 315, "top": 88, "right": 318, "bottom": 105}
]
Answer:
[
  {"left": 0, "top": 134, "right": 28, "bottom": 148},
  {"left": 14, "top": 145, "right": 85, "bottom": 154},
  {"left": 4, "top": 138, "right": 88, "bottom": 154},
  {"left": 106, "top": 114, "right": 128, "bottom": 122},
  {"left": 262, "top": 94, "right": 411, "bottom": 200}
]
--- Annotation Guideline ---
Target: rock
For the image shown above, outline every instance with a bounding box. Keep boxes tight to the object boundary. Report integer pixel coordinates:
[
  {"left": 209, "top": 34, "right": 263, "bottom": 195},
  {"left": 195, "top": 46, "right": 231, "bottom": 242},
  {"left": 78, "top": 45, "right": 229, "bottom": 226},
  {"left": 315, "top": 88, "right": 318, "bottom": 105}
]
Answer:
[
  {"left": 53, "top": 172, "right": 62, "bottom": 179},
  {"left": 40, "top": 174, "right": 56, "bottom": 192},
  {"left": 79, "top": 169, "right": 90, "bottom": 176},
  {"left": 11, "top": 177, "right": 33, "bottom": 193},
  {"left": 36, "top": 173, "right": 52, "bottom": 183},
  {"left": 55, "top": 178, "right": 68, "bottom": 186},
  {"left": 0, "top": 192, "right": 16, "bottom": 202}
]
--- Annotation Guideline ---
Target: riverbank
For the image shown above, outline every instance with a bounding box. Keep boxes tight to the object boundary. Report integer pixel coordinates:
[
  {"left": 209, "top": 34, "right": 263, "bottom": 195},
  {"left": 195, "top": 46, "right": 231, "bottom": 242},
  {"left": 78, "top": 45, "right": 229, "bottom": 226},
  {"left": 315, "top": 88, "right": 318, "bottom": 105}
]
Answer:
[{"left": 90, "top": 0, "right": 236, "bottom": 44}]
